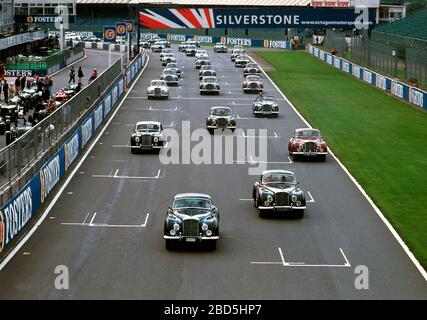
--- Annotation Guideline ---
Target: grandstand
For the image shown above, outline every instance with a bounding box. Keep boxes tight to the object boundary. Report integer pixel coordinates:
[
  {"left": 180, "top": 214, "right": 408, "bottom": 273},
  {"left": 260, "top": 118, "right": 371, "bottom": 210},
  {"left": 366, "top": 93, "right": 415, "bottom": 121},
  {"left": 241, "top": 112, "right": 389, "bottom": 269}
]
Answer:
[{"left": 372, "top": 8, "right": 427, "bottom": 52}]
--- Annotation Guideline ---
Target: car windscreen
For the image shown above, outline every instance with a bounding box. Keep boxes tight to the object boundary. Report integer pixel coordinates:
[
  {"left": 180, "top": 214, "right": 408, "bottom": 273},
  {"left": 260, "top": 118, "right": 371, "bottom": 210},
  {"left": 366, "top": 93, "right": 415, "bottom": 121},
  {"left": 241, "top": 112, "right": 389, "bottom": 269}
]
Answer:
[
  {"left": 151, "top": 81, "right": 165, "bottom": 86},
  {"left": 201, "top": 65, "right": 214, "bottom": 70},
  {"left": 262, "top": 173, "right": 296, "bottom": 186},
  {"left": 173, "top": 198, "right": 212, "bottom": 210},
  {"left": 295, "top": 130, "right": 320, "bottom": 138},
  {"left": 247, "top": 76, "right": 260, "bottom": 81},
  {"left": 163, "top": 70, "right": 175, "bottom": 75},
  {"left": 137, "top": 123, "right": 160, "bottom": 132},
  {"left": 203, "top": 77, "right": 216, "bottom": 83},
  {"left": 211, "top": 108, "right": 231, "bottom": 116},
  {"left": 247, "top": 63, "right": 258, "bottom": 68},
  {"left": 263, "top": 96, "right": 275, "bottom": 102}
]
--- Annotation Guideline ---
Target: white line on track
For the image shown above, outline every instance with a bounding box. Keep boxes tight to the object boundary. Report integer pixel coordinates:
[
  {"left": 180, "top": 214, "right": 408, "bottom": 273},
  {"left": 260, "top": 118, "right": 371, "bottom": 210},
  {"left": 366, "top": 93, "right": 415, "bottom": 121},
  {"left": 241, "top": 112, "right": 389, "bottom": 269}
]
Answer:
[
  {"left": 248, "top": 53, "right": 427, "bottom": 281},
  {"left": 307, "top": 191, "right": 316, "bottom": 203},
  {"left": 0, "top": 53, "right": 151, "bottom": 271},
  {"left": 61, "top": 212, "right": 150, "bottom": 228}
]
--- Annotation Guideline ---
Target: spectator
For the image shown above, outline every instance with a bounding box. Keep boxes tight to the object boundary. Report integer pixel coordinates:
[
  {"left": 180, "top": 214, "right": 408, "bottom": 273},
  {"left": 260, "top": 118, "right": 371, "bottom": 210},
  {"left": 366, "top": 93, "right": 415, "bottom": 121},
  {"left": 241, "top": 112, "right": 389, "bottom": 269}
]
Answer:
[
  {"left": 37, "top": 76, "right": 44, "bottom": 93},
  {"left": 76, "top": 81, "right": 83, "bottom": 93},
  {"left": 331, "top": 48, "right": 338, "bottom": 56},
  {"left": 48, "top": 76, "right": 53, "bottom": 95},
  {"left": 48, "top": 98, "right": 57, "bottom": 113},
  {"left": 88, "top": 68, "right": 97, "bottom": 83},
  {"left": 20, "top": 76, "right": 26, "bottom": 92},
  {"left": 42, "top": 87, "right": 50, "bottom": 100},
  {"left": 8, "top": 82, "right": 14, "bottom": 97},
  {"left": 69, "top": 66, "right": 76, "bottom": 84},
  {"left": 15, "top": 76, "right": 21, "bottom": 94},
  {"left": 0, "top": 64, "right": 5, "bottom": 80},
  {"left": 3, "top": 80, "right": 9, "bottom": 101},
  {"left": 78, "top": 66, "right": 84, "bottom": 83}
]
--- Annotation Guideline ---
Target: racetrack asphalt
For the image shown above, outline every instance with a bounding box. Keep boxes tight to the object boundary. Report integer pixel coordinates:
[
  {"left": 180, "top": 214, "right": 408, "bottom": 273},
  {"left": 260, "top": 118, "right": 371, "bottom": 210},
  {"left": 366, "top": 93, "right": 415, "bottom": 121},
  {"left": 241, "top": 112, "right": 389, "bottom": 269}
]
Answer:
[{"left": 0, "top": 46, "right": 426, "bottom": 299}]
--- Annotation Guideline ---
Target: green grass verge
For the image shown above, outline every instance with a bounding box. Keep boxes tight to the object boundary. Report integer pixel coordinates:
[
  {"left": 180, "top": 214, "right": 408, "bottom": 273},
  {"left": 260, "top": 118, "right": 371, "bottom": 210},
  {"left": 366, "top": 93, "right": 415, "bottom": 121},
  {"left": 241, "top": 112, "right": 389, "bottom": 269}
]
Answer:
[{"left": 256, "top": 50, "right": 427, "bottom": 268}]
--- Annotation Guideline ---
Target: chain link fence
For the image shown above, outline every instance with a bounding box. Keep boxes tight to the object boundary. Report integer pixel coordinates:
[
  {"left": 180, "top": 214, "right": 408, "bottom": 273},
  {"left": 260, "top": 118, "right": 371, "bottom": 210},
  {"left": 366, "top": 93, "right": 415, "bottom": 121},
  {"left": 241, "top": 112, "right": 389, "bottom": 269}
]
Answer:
[
  {"left": 0, "top": 55, "right": 123, "bottom": 205},
  {"left": 323, "top": 29, "right": 347, "bottom": 58},
  {"left": 406, "top": 47, "right": 427, "bottom": 87},
  {"left": 350, "top": 36, "right": 398, "bottom": 76}
]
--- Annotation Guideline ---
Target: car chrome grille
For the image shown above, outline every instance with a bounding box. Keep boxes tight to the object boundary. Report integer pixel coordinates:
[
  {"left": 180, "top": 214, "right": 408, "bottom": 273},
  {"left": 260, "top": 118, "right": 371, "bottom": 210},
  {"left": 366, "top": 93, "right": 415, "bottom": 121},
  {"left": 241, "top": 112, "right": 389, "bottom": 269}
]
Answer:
[
  {"left": 206, "top": 84, "right": 214, "bottom": 89},
  {"left": 154, "top": 88, "right": 161, "bottom": 95},
  {"left": 249, "top": 68, "right": 256, "bottom": 73},
  {"left": 275, "top": 192, "right": 288, "bottom": 206},
  {"left": 304, "top": 142, "right": 316, "bottom": 152},
  {"left": 217, "top": 118, "right": 227, "bottom": 127},
  {"left": 250, "top": 83, "right": 258, "bottom": 89},
  {"left": 183, "top": 219, "right": 199, "bottom": 237},
  {"left": 165, "top": 76, "right": 173, "bottom": 81},
  {"left": 263, "top": 105, "right": 272, "bottom": 112},
  {"left": 141, "top": 135, "right": 152, "bottom": 146}
]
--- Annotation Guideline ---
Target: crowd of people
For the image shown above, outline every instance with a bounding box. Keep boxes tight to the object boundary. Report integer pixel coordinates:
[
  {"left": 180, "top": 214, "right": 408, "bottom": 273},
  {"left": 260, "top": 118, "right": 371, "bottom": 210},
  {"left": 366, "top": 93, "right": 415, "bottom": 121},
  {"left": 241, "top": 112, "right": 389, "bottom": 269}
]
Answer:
[{"left": 0, "top": 64, "right": 95, "bottom": 138}]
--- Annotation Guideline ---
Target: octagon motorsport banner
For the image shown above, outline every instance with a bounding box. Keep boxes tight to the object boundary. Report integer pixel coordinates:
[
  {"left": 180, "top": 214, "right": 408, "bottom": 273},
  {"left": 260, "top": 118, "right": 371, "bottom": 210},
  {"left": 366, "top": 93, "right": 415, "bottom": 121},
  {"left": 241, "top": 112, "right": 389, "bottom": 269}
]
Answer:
[{"left": 139, "top": 7, "right": 376, "bottom": 29}]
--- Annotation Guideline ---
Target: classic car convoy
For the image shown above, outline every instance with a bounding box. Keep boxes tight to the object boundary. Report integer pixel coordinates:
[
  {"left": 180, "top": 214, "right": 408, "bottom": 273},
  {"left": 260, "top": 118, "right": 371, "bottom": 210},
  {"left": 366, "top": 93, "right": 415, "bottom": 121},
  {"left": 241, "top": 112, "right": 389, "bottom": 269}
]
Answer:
[
  {"left": 206, "top": 106, "right": 237, "bottom": 133},
  {"left": 288, "top": 128, "right": 328, "bottom": 161},
  {"left": 164, "top": 193, "right": 220, "bottom": 250},
  {"left": 138, "top": 39, "right": 330, "bottom": 250},
  {"left": 253, "top": 170, "right": 306, "bottom": 218},
  {"left": 130, "top": 121, "right": 166, "bottom": 153}
]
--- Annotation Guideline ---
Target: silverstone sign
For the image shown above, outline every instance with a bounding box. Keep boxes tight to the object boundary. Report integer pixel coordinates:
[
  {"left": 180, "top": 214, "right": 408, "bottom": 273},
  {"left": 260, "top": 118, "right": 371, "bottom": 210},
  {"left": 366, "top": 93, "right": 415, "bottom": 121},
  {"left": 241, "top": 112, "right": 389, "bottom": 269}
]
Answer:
[{"left": 139, "top": 7, "right": 376, "bottom": 29}]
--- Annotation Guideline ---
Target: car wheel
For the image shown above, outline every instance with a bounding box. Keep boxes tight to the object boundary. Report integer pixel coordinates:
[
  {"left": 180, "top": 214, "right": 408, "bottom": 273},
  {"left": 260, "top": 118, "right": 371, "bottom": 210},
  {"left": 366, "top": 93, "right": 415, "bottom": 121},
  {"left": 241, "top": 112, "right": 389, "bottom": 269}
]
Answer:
[
  {"left": 294, "top": 210, "right": 304, "bottom": 219},
  {"left": 166, "top": 240, "right": 175, "bottom": 250},
  {"left": 131, "top": 148, "right": 137, "bottom": 154},
  {"left": 292, "top": 154, "right": 298, "bottom": 161},
  {"left": 319, "top": 154, "right": 326, "bottom": 162}
]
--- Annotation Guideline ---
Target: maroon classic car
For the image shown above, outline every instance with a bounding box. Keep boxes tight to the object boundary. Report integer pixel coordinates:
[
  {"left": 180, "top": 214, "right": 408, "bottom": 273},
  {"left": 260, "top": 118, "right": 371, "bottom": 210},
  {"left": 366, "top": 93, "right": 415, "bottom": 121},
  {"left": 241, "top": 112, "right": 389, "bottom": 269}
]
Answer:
[
  {"left": 242, "top": 75, "right": 263, "bottom": 93},
  {"left": 288, "top": 128, "right": 328, "bottom": 161}
]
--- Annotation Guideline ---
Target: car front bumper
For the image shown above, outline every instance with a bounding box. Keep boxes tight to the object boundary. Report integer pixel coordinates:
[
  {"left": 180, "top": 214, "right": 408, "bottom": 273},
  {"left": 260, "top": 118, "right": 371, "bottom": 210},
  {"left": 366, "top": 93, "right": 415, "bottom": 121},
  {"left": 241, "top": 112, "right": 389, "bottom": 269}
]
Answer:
[
  {"left": 164, "top": 235, "right": 220, "bottom": 241},
  {"left": 292, "top": 151, "right": 328, "bottom": 156},
  {"left": 258, "top": 206, "right": 306, "bottom": 210},
  {"left": 206, "top": 125, "right": 236, "bottom": 129},
  {"left": 253, "top": 110, "right": 279, "bottom": 115}
]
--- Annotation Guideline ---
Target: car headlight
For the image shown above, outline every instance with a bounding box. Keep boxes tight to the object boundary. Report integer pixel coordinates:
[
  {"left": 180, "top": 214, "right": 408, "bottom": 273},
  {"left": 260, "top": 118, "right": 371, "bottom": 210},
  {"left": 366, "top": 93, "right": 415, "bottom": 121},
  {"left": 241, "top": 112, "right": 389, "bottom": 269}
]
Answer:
[
  {"left": 161, "top": 89, "right": 167, "bottom": 94},
  {"left": 296, "top": 201, "right": 302, "bottom": 207},
  {"left": 202, "top": 223, "right": 208, "bottom": 232},
  {"left": 173, "top": 223, "right": 180, "bottom": 231},
  {"left": 206, "top": 230, "right": 213, "bottom": 237},
  {"left": 298, "top": 143, "right": 304, "bottom": 150},
  {"left": 291, "top": 195, "right": 298, "bottom": 203},
  {"left": 212, "top": 119, "right": 216, "bottom": 124},
  {"left": 134, "top": 136, "right": 140, "bottom": 143},
  {"left": 267, "top": 195, "right": 273, "bottom": 203},
  {"left": 153, "top": 136, "right": 159, "bottom": 143}
]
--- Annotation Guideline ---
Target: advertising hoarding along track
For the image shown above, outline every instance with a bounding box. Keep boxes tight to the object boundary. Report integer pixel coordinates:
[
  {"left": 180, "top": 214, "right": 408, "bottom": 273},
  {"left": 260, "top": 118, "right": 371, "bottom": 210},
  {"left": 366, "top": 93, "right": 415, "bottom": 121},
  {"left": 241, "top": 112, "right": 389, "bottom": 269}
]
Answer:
[{"left": 139, "top": 7, "right": 376, "bottom": 29}]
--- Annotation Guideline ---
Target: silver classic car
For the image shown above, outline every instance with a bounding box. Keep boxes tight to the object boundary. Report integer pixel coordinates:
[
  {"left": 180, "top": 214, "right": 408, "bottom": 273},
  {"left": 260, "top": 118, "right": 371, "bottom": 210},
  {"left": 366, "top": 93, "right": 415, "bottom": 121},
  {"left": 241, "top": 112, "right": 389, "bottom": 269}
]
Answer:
[
  {"left": 195, "top": 57, "right": 211, "bottom": 69},
  {"left": 160, "top": 68, "right": 179, "bottom": 86},
  {"left": 161, "top": 53, "right": 176, "bottom": 66},
  {"left": 244, "top": 63, "right": 261, "bottom": 77},
  {"left": 199, "top": 65, "right": 216, "bottom": 80},
  {"left": 252, "top": 95, "right": 279, "bottom": 117},
  {"left": 206, "top": 106, "right": 237, "bottom": 133},
  {"left": 130, "top": 121, "right": 166, "bottom": 153},
  {"left": 166, "top": 62, "right": 182, "bottom": 77},
  {"left": 147, "top": 80, "right": 169, "bottom": 99},
  {"left": 214, "top": 42, "right": 228, "bottom": 53},
  {"left": 235, "top": 54, "right": 250, "bottom": 67},
  {"left": 200, "top": 76, "right": 220, "bottom": 95},
  {"left": 185, "top": 45, "right": 198, "bottom": 56}
]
